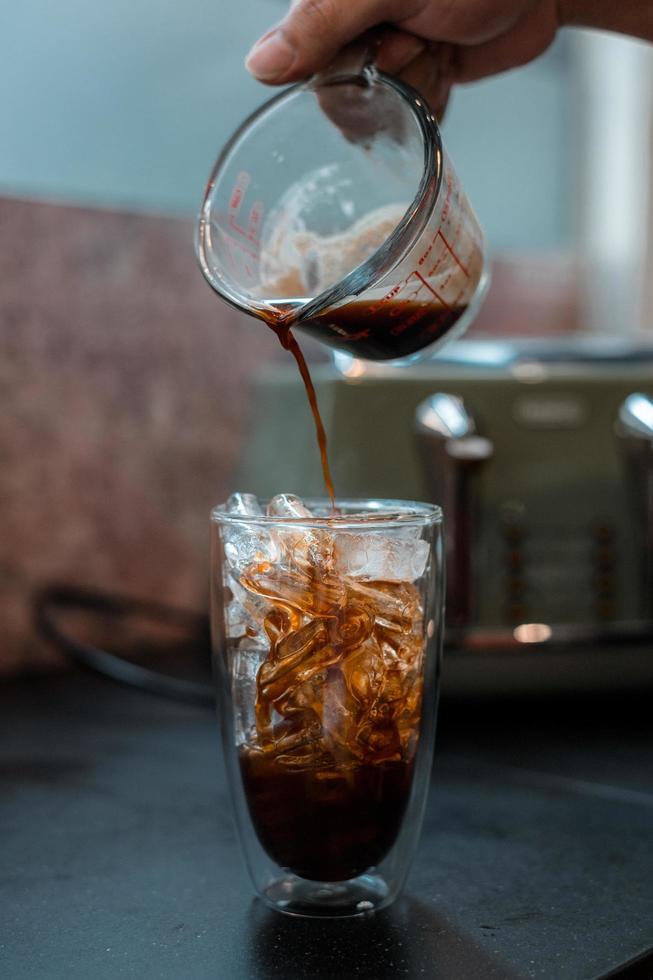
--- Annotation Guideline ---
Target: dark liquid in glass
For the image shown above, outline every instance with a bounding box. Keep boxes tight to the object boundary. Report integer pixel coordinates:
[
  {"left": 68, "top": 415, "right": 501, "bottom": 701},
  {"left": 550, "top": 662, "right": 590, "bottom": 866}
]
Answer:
[{"left": 240, "top": 752, "right": 415, "bottom": 881}]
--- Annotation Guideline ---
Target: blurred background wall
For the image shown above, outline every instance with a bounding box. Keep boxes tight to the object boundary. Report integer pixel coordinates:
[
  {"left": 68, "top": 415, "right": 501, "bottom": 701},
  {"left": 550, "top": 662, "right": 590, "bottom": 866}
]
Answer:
[
  {"left": 0, "top": 0, "right": 573, "bottom": 243},
  {"left": 0, "top": 1, "right": 651, "bottom": 672}
]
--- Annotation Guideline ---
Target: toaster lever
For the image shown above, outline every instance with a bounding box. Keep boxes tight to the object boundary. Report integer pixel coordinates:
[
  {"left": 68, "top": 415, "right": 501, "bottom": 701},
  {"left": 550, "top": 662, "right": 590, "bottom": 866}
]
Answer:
[
  {"left": 415, "top": 394, "right": 493, "bottom": 628},
  {"left": 616, "top": 392, "right": 653, "bottom": 617}
]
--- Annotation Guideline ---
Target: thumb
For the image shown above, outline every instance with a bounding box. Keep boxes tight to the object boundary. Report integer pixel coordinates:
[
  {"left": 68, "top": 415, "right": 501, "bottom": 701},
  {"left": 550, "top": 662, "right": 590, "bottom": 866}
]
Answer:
[{"left": 245, "top": 0, "right": 422, "bottom": 83}]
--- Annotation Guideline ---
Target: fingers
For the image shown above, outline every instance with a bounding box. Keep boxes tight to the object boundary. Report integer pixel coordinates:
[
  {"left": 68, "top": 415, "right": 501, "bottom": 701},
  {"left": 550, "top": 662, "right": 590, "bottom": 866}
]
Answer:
[
  {"left": 245, "top": 0, "right": 563, "bottom": 88},
  {"left": 314, "top": 29, "right": 452, "bottom": 141},
  {"left": 374, "top": 29, "right": 427, "bottom": 74},
  {"left": 372, "top": 28, "right": 453, "bottom": 118},
  {"left": 244, "top": 0, "right": 559, "bottom": 121},
  {"left": 395, "top": 42, "right": 456, "bottom": 120},
  {"left": 245, "top": 0, "right": 424, "bottom": 83},
  {"left": 453, "top": 3, "right": 558, "bottom": 82},
  {"left": 374, "top": 30, "right": 455, "bottom": 121}
]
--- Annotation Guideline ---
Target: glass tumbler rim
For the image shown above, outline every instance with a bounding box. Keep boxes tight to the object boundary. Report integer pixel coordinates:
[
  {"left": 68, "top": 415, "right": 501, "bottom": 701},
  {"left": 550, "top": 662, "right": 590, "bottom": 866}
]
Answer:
[
  {"left": 196, "top": 68, "right": 443, "bottom": 321},
  {"left": 211, "top": 497, "right": 442, "bottom": 531}
]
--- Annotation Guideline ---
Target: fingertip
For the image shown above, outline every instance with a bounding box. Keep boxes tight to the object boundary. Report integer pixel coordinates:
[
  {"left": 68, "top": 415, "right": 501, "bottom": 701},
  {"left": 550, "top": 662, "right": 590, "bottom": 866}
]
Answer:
[{"left": 245, "top": 29, "right": 297, "bottom": 82}]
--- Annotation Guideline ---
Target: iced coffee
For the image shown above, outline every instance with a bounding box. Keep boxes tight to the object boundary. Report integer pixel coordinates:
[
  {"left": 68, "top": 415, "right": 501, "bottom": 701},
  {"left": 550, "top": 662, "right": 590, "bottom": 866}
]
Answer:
[{"left": 215, "top": 494, "right": 437, "bottom": 890}]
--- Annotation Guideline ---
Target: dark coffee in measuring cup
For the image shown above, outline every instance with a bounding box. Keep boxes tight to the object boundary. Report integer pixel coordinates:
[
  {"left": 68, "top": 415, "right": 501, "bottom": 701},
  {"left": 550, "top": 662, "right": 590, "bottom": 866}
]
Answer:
[
  {"left": 256, "top": 174, "right": 485, "bottom": 362},
  {"left": 300, "top": 299, "right": 469, "bottom": 361},
  {"left": 197, "top": 72, "right": 486, "bottom": 365}
]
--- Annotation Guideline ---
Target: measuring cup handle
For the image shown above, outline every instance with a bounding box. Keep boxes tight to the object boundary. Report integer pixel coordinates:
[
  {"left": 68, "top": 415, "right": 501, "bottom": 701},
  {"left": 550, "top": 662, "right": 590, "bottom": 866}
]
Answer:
[{"left": 314, "top": 32, "right": 382, "bottom": 84}]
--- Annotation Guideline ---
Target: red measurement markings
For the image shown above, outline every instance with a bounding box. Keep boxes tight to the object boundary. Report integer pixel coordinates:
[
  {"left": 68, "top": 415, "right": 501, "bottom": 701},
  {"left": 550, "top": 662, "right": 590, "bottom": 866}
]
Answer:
[
  {"left": 440, "top": 171, "right": 453, "bottom": 223},
  {"left": 437, "top": 230, "right": 469, "bottom": 278},
  {"left": 227, "top": 171, "right": 261, "bottom": 247},
  {"left": 247, "top": 201, "right": 264, "bottom": 244},
  {"left": 406, "top": 269, "right": 453, "bottom": 310},
  {"left": 418, "top": 241, "right": 433, "bottom": 266},
  {"left": 367, "top": 283, "right": 402, "bottom": 317},
  {"left": 425, "top": 240, "right": 449, "bottom": 279},
  {"left": 222, "top": 227, "right": 259, "bottom": 263},
  {"left": 228, "top": 213, "right": 261, "bottom": 247},
  {"left": 221, "top": 233, "right": 240, "bottom": 277},
  {"left": 229, "top": 171, "right": 250, "bottom": 213},
  {"left": 223, "top": 232, "right": 257, "bottom": 282},
  {"left": 389, "top": 302, "right": 431, "bottom": 336}
]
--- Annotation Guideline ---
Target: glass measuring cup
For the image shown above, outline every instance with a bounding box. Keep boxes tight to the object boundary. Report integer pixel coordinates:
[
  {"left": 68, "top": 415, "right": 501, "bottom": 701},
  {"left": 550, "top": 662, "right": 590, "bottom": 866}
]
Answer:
[{"left": 197, "top": 64, "right": 488, "bottom": 362}]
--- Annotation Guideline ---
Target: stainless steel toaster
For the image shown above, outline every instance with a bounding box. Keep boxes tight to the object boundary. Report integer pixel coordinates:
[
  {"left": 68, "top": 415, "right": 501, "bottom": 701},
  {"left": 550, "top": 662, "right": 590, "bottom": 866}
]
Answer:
[{"left": 238, "top": 336, "right": 653, "bottom": 691}]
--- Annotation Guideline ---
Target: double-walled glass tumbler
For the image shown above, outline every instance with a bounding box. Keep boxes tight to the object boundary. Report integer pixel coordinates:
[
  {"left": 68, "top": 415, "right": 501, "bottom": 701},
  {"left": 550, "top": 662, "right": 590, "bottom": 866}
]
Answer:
[{"left": 211, "top": 496, "right": 444, "bottom": 917}]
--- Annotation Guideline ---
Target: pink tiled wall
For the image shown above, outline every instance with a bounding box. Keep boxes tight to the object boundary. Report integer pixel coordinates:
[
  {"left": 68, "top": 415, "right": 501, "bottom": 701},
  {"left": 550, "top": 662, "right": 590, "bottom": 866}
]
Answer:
[{"left": 0, "top": 196, "right": 284, "bottom": 673}]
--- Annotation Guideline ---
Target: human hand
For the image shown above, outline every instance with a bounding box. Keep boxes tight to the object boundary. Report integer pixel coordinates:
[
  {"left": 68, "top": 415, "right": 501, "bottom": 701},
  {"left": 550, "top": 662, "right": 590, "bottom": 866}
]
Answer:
[{"left": 245, "top": 0, "right": 562, "bottom": 117}]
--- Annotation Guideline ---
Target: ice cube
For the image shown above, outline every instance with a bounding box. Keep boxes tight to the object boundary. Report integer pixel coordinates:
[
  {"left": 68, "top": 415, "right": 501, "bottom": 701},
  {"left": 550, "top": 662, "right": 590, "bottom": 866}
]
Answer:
[
  {"left": 240, "top": 563, "right": 345, "bottom": 617},
  {"left": 331, "top": 603, "right": 374, "bottom": 649},
  {"left": 266, "top": 494, "right": 313, "bottom": 519},
  {"left": 224, "top": 575, "right": 269, "bottom": 641},
  {"left": 347, "top": 579, "right": 422, "bottom": 634},
  {"left": 226, "top": 597, "right": 249, "bottom": 637},
  {"left": 222, "top": 494, "right": 278, "bottom": 575},
  {"left": 225, "top": 492, "right": 263, "bottom": 516},
  {"left": 231, "top": 648, "right": 265, "bottom": 742},
  {"left": 224, "top": 594, "right": 269, "bottom": 648},
  {"left": 321, "top": 666, "right": 361, "bottom": 757},
  {"left": 334, "top": 531, "right": 430, "bottom": 582},
  {"left": 263, "top": 605, "right": 302, "bottom": 651},
  {"left": 341, "top": 634, "right": 385, "bottom": 708},
  {"left": 267, "top": 494, "right": 335, "bottom": 574}
]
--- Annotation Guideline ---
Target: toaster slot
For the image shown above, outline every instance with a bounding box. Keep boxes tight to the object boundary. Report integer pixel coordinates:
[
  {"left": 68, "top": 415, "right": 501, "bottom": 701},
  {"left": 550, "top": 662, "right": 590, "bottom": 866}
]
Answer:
[
  {"left": 415, "top": 394, "right": 493, "bottom": 628},
  {"left": 615, "top": 392, "right": 653, "bottom": 619}
]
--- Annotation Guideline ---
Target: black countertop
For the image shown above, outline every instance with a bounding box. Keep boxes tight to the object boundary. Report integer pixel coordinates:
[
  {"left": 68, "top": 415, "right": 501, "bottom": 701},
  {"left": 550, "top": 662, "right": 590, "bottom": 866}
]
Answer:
[{"left": 1, "top": 671, "right": 652, "bottom": 980}]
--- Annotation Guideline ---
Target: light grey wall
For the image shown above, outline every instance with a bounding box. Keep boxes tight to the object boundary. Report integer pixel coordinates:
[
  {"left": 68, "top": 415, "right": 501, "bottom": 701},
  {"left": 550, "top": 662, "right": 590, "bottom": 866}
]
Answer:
[{"left": 0, "top": 0, "right": 571, "bottom": 249}]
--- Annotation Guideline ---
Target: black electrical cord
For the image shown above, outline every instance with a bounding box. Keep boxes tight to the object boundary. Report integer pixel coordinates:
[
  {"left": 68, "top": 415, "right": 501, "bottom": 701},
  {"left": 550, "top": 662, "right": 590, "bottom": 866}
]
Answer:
[
  {"left": 34, "top": 585, "right": 653, "bottom": 708},
  {"left": 33, "top": 585, "right": 215, "bottom": 707}
]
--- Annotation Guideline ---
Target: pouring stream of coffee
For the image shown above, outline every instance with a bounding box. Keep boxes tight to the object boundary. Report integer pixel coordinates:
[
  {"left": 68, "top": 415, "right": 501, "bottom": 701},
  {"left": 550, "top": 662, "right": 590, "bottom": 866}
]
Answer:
[
  {"left": 250, "top": 43, "right": 397, "bottom": 510},
  {"left": 199, "top": 52, "right": 487, "bottom": 508},
  {"left": 257, "top": 201, "right": 418, "bottom": 508},
  {"left": 262, "top": 313, "right": 336, "bottom": 507}
]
